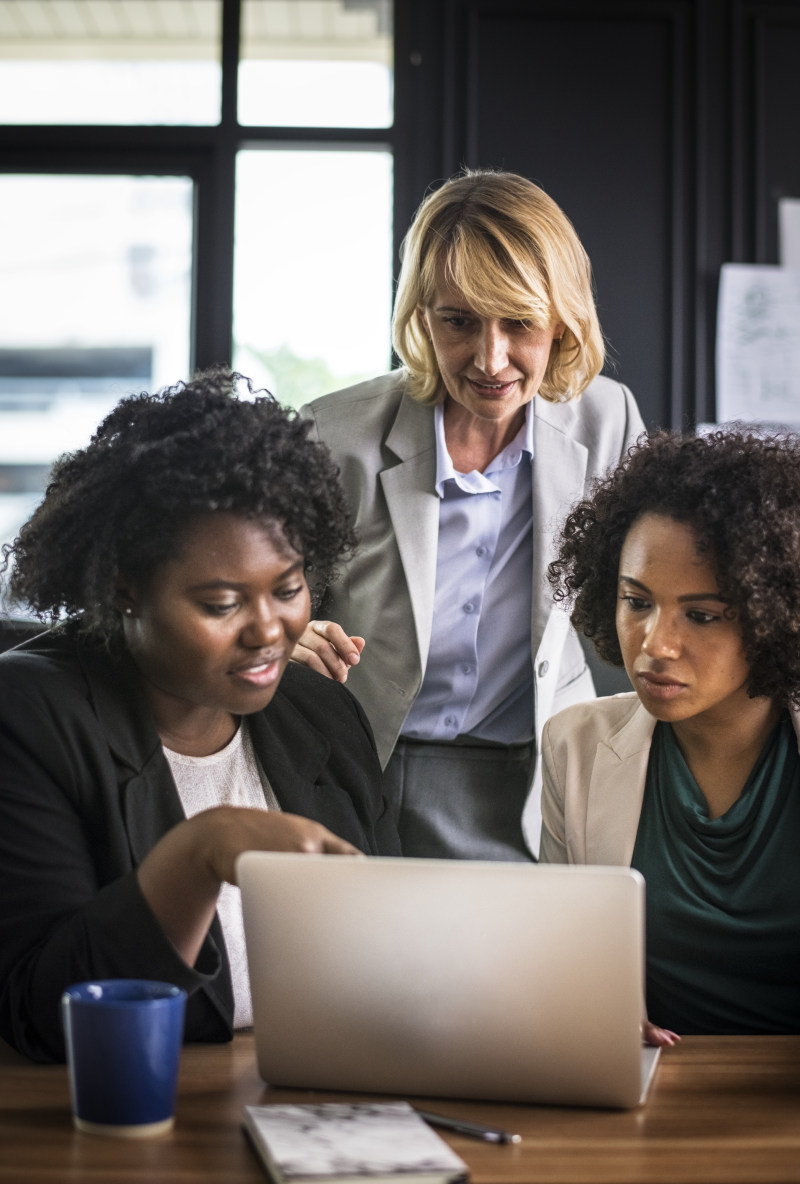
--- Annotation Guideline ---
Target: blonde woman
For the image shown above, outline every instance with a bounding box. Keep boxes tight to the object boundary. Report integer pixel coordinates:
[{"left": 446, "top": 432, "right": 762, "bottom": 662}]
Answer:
[{"left": 294, "top": 169, "right": 644, "bottom": 861}]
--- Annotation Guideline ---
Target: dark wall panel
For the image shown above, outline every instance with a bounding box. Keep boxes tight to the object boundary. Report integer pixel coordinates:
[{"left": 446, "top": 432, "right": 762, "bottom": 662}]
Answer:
[
  {"left": 756, "top": 12, "right": 800, "bottom": 263},
  {"left": 396, "top": 0, "right": 800, "bottom": 429},
  {"left": 437, "top": 2, "right": 694, "bottom": 430}
]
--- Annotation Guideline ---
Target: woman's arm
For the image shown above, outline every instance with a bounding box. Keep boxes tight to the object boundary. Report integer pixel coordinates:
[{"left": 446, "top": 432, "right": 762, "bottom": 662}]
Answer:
[
  {"left": 0, "top": 655, "right": 360, "bottom": 1061},
  {"left": 136, "top": 808, "right": 359, "bottom": 967}
]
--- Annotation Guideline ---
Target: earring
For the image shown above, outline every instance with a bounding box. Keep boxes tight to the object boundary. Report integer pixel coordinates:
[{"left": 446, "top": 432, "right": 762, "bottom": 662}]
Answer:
[{"left": 123, "top": 607, "right": 132, "bottom": 616}]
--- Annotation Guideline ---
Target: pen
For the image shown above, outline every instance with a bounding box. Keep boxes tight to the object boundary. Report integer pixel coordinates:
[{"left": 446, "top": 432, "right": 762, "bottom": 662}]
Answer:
[{"left": 413, "top": 1107, "right": 522, "bottom": 1144}]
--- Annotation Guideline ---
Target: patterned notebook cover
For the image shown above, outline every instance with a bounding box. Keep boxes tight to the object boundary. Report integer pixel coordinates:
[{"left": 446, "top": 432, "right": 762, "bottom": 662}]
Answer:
[{"left": 243, "top": 1102, "right": 470, "bottom": 1183}]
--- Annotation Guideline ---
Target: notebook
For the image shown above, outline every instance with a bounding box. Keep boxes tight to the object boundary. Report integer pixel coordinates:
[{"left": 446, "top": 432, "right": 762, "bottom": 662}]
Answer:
[
  {"left": 242, "top": 1102, "right": 469, "bottom": 1183},
  {"left": 238, "top": 854, "right": 659, "bottom": 1110}
]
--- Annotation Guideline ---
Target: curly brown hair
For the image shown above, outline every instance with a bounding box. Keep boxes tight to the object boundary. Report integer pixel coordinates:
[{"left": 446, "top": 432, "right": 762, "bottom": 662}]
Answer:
[
  {"left": 548, "top": 428, "right": 800, "bottom": 705},
  {"left": 2, "top": 369, "right": 357, "bottom": 644}
]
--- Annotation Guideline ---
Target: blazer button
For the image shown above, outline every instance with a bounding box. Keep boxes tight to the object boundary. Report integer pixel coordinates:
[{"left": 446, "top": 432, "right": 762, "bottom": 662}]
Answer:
[{"left": 537, "top": 660, "right": 550, "bottom": 678}]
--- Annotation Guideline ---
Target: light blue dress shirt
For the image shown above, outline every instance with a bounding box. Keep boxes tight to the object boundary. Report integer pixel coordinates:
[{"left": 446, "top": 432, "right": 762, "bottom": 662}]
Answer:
[{"left": 401, "top": 401, "right": 535, "bottom": 745}]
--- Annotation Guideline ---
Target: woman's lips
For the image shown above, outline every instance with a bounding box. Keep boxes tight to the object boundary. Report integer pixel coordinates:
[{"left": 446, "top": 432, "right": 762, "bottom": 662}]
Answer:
[
  {"left": 636, "top": 672, "right": 686, "bottom": 700},
  {"left": 229, "top": 659, "right": 282, "bottom": 688},
  {"left": 466, "top": 377, "right": 518, "bottom": 398}
]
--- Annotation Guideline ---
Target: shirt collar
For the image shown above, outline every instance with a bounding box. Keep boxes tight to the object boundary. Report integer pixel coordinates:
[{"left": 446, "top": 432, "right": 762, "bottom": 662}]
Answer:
[{"left": 433, "top": 400, "right": 535, "bottom": 497}]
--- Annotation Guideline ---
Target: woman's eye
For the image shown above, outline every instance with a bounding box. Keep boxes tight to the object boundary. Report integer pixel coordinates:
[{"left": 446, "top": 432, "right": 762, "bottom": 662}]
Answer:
[
  {"left": 203, "top": 602, "right": 236, "bottom": 616},
  {"left": 275, "top": 585, "right": 304, "bottom": 601},
  {"left": 686, "top": 610, "right": 718, "bottom": 625},
  {"left": 619, "top": 595, "right": 650, "bottom": 612},
  {"left": 442, "top": 316, "right": 470, "bottom": 329}
]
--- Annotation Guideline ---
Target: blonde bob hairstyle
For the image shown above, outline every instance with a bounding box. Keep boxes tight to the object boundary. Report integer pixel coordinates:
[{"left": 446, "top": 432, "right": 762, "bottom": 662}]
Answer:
[{"left": 392, "top": 169, "right": 605, "bottom": 405}]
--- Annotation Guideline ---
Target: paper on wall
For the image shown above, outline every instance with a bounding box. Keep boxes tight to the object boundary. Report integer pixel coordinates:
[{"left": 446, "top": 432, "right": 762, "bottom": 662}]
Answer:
[
  {"left": 715, "top": 263, "right": 800, "bottom": 427},
  {"left": 779, "top": 198, "right": 800, "bottom": 267}
]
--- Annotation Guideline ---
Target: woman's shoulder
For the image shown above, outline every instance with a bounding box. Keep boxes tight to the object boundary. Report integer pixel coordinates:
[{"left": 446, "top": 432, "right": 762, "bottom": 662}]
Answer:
[
  {"left": 259, "top": 665, "right": 381, "bottom": 783},
  {"left": 536, "top": 375, "right": 644, "bottom": 450},
  {"left": 544, "top": 692, "right": 644, "bottom": 748},
  {"left": 0, "top": 631, "right": 103, "bottom": 761},
  {"left": 300, "top": 371, "right": 434, "bottom": 468},
  {"left": 0, "top": 629, "right": 134, "bottom": 732},
  {"left": 301, "top": 370, "right": 417, "bottom": 437},
  {"left": 0, "top": 628, "right": 86, "bottom": 697},
  {"left": 270, "top": 662, "right": 372, "bottom": 733}
]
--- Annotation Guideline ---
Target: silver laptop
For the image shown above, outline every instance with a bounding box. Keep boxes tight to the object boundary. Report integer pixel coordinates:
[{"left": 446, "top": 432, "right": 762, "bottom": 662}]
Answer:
[{"left": 238, "top": 854, "right": 659, "bottom": 1109}]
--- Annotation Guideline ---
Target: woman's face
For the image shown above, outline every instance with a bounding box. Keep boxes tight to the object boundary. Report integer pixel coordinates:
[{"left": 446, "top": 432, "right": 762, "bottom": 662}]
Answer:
[
  {"left": 119, "top": 512, "right": 311, "bottom": 750},
  {"left": 419, "top": 269, "right": 563, "bottom": 428},
  {"left": 616, "top": 513, "right": 753, "bottom": 729}
]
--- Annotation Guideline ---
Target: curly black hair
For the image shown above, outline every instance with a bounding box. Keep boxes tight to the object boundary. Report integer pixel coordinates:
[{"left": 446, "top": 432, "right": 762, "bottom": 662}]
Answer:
[
  {"left": 2, "top": 369, "right": 357, "bottom": 644},
  {"left": 548, "top": 428, "right": 800, "bottom": 706}
]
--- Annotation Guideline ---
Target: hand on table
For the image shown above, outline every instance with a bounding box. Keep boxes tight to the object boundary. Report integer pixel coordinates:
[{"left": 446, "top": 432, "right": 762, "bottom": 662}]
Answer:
[
  {"left": 292, "top": 620, "right": 365, "bottom": 683},
  {"left": 643, "top": 1020, "right": 681, "bottom": 1047}
]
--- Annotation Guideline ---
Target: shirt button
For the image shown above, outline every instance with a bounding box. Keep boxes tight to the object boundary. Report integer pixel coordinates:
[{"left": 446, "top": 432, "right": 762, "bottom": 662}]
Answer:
[
  {"left": 537, "top": 660, "right": 550, "bottom": 678},
  {"left": 463, "top": 602, "right": 475, "bottom": 614},
  {"left": 475, "top": 546, "right": 487, "bottom": 558},
  {"left": 444, "top": 715, "right": 457, "bottom": 727},
  {"left": 461, "top": 664, "right": 472, "bottom": 675}
]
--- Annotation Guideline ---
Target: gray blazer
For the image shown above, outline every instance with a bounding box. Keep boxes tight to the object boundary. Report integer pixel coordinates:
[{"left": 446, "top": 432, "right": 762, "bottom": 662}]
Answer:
[{"left": 303, "top": 370, "right": 645, "bottom": 855}]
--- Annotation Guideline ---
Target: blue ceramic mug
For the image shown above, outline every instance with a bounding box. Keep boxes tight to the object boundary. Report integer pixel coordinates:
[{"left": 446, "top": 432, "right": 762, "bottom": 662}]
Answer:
[{"left": 61, "top": 979, "right": 186, "bottom": 1138}]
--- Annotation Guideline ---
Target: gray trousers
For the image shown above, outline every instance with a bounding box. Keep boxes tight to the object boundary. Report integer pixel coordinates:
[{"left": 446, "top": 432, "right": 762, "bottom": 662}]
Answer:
[{"left": 383, "top": 737, "right": 535, "bottom": 861}]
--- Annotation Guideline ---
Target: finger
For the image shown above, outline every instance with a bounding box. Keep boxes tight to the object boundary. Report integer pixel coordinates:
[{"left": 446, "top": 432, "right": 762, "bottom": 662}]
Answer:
[
  {"left": 292, "top": 641, "right": 347, "bottom": 681},
  {"left": 311, "top": 621, "right": 363, "bottom": 666},
  {"left": 643, "top": 1021, "right": 681, "bottom": 1047},
  {"left": 321, "top": 835, "right": 364, "bottom": 855},
  {"left": 292, "top": 623, "right": 358, "bottom": 682},
  {"left": 271, "top": 813, "right": 362, "bottom": 857}
]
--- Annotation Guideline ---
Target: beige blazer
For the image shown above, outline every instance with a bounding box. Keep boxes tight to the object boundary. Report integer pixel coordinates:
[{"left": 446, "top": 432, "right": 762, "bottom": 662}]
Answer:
[
  {"left": 540, "top": 693, "right": 800, "bottom": 865},
  {"left": 303, "top": 371, "right": 645, "bottom": 856}
]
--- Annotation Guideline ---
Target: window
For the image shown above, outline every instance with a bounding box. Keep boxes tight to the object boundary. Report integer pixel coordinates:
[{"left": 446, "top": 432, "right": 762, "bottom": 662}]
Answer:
[
  {"left": 0, "top": 0, "right": 222, "bottom": 125},
  {"left": 239, "top": 0, "right": 392, "bottom": 127},
  {"left": 0, "top": 0, "right": 395, "bottom": 606},
  {"left": 233, "top": 148, "right": 393, "bottom": 406}
]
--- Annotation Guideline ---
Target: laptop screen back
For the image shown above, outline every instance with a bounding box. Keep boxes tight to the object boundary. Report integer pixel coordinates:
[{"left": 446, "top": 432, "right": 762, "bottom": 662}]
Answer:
[{"left": 239, "top": 854, "right": 650, "bottom": 1108}]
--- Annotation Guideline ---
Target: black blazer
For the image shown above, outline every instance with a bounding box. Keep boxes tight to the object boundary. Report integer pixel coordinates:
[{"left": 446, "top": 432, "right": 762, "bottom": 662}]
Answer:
[{"left": 0, "top": 629, "right": 400, "bottom": 1061}]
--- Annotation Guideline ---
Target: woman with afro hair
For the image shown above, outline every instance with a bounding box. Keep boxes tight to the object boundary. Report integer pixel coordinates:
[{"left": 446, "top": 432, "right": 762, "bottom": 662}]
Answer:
[
  {"left": 0, "top": 369, "right": 400, "bottom": 1062},
  {"left": 543, "top": 428, "right": 800, "bottom": 1045}
]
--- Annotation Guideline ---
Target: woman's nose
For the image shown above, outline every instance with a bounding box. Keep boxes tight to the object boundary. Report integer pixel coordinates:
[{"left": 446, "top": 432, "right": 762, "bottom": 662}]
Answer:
[
  {"left": 641, "top": 612, "right": 680, "bottom": 659},
  {"left": 241, "top": 605, "right": 282, "bottom": 647},
  {"left": 474, "top": 323, "right": 509, "bottom": 374}
]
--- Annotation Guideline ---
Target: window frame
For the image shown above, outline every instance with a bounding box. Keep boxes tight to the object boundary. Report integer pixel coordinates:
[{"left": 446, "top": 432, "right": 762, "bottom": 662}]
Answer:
[{"left": 0, "top": 0, "right": 402, "bottom": 375}]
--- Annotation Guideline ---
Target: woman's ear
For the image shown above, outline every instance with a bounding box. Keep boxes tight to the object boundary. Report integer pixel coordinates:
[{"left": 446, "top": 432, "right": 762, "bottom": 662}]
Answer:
[
  {"left": 114, "top": 577, "right": 138, "bottom": 619},
  {"left": 417, "top": 305, "right": 432, "bottom": 340}
]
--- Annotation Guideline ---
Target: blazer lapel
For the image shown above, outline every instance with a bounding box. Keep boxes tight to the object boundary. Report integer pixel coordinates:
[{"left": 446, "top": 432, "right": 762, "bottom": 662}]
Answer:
[
  {"left": 248, "top": 703, "right": 371, "bottom": 852},
  {"left": 531, "top": 401, "right": 589, "bottom": 643},
  {"left": 380, "top": 397, "right": 439, "bottom": 669},
  {"left": 585, "top": 703, "right": 655, "bottom": 865},
  {"left": 79, "top": 642, "right": 235, "bottom": 1025},
  {"left": 248, "top": 705, "right": 327, "bottom": 812},
  {"left": 80, "top": 645, "right": 186, "bottom": 861}
]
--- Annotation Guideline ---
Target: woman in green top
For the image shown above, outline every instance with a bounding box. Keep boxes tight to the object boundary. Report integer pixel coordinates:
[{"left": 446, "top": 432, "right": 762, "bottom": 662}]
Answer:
[{"left": 542, "top": 429, "right": 800, "bottom": 1046}]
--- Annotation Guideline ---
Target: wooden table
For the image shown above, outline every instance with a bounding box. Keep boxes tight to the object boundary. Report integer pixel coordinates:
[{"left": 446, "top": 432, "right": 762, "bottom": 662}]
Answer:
[{"left": 1, "top": 1034, "right": 799, "bottom": 1183}]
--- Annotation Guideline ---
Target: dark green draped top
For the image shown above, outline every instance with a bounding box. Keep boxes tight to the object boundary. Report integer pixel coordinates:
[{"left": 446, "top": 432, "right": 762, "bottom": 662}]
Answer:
[{"left": 631, "top": 715, "right": 800, "bottom": 1034}]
